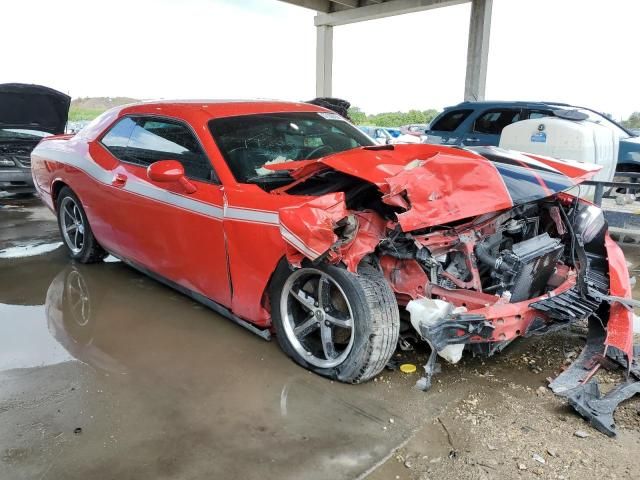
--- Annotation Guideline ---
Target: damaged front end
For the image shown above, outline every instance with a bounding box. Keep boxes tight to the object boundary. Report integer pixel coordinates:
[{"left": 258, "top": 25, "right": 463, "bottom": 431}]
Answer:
[{"left": 275, "top": 144, "right": 638, "bottom": 435}]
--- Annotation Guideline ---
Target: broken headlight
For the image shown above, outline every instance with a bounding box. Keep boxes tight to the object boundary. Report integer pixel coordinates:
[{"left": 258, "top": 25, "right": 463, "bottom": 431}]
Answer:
[{"left": 573, "top": 204, "right": 606, "bottom": 243}]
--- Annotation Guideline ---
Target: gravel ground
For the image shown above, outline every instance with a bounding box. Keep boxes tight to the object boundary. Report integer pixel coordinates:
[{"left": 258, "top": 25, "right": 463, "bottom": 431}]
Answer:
[
  {"left": 368, "top": 326, "right": 640, "bottom": 480},
  {"left": 368, "top": 244, "right": 640, "bottom": 480}
]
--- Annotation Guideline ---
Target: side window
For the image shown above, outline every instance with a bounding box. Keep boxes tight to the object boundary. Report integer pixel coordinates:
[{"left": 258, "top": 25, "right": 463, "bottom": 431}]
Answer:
[
  {"left": 473, "top": 109, "right": 522, "bottom": 135},
  {"left": 430, "top": 110, "right": 473, "bottom": 132},
  {"left": 101, "top": 117, "right": 136, "bottom": 158},
  {"left": 103, "top": 117, "right": 215, "bottom": 182},
  {"left": 527, "top": 110, "right": 552, "bottom": 120}
]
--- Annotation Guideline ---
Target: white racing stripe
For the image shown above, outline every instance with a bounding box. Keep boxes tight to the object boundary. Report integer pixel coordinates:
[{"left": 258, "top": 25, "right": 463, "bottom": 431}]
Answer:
[
  {"left": 279, "top": 224, "right": 322, "bottom": 260},
  {"left": 225, "top": 206, "right": 279, "bottom": 225},
  {"left": 34, "top": 142, "right": 278, "bottom": 225},
  {"left": 35, "top": 142, "right": 338, "bottom": 260}
]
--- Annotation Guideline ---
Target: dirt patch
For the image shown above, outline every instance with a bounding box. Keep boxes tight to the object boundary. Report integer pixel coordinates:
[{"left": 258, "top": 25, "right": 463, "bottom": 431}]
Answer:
[{"left": 368, "top": 330, "right": 640, "bottom": 480}]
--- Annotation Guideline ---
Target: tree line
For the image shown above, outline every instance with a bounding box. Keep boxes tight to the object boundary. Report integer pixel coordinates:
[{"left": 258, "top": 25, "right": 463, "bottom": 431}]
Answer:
[
  {"left": 348, "top": 107, "right": 440, "bottom": 127},
  {"left": 622, "top": 112, "right": 640, "bottom": 130}
]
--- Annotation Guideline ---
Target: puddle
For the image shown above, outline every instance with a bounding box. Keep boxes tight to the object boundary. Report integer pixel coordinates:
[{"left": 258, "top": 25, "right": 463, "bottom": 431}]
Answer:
[
  {"left": 0, "top": 257, "right": 414, "bottom": 480},
  {"left": 0, "top": 241, "right": 63, "bottom": 258},
  {"left": 0, "top": 303, "right": 74, "bottom": 370}
]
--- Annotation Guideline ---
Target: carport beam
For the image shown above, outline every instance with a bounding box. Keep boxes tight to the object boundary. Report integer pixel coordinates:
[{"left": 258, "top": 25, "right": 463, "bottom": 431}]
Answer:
[
  {"left": 316, "top": 25, "right": 333, "bottom": 97},
  {"left": 464, "top": 0, "right": 492, "bottom": 101}
]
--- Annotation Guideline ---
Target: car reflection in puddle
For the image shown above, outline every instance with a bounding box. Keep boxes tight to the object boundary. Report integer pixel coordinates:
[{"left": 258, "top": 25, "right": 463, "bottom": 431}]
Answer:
[
  {"left": 0, "top": 260, "right": 409, "bottom": 479},
  {"left": 45, "top": 266, "right": 128, "bottom": 374}
]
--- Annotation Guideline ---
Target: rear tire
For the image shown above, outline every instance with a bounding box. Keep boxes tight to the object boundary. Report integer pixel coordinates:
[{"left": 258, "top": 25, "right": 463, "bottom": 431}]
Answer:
[
  {"left": 56, "top": 187, "right": 107, "bottom": 264},
  {"left": 270, "top": 260, "right": 399, "bottom": 383}
]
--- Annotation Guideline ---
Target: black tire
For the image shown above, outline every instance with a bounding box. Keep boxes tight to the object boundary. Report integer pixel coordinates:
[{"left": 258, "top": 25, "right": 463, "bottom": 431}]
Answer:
[
  {"left": 270, "top": 260, "right": 400, "bottom": 383},
  {"left": 56, "top": 187, "right": 107, "bottom": 264}
]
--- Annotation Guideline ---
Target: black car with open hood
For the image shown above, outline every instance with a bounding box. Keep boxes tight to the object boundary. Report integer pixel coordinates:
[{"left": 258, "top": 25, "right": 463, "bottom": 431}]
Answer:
[
  {"left": 0, "top": 83, "right": 70, "bottom": 134},
  {"left": 0, "top": 84, "right": 70, "bottom": 194}
]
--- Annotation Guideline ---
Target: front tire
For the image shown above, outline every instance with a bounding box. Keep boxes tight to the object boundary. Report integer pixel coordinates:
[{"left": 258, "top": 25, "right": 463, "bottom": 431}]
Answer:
[
  {"left": 56, "top": 187, "right": 107, "bottom": 264},
  {"left": 270, "top": 261, "right": 400, "bottom": 383}
]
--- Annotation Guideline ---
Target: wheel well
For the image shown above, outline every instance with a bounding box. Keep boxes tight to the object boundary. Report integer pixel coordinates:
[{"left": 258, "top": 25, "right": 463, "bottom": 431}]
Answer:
[
  {"left": 260, "top": 256, "right": 292, "bottom": 324},
  {"left": 51, "top": 181, "right": 69, "bottom": 209}
]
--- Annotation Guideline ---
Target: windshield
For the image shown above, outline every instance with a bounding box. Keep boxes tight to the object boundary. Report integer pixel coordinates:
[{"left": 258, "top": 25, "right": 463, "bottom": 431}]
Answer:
[
  {"left": 0, "top": 128, "right": 50, "bottom": 140},
  {"left": 208, "top": 112, "right": 374, "bottom": 184}
]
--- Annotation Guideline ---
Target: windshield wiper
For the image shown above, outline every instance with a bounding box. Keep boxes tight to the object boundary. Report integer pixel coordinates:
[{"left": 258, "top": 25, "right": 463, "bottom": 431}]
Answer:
[
  {"left": 245, "top": 170, "right": 294, "bottom": 184},
  {"left": 364, "top": 144, "right": 394, "bottom": 151}
]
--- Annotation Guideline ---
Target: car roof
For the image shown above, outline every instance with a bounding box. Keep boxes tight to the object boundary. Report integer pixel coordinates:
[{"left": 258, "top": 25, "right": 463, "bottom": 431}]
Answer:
[
  {"left": 118, "top": 99, "right": 329, "bottom": 120},
  {"left": 446, "top": 100, "right": 572, "bottom": 110}
]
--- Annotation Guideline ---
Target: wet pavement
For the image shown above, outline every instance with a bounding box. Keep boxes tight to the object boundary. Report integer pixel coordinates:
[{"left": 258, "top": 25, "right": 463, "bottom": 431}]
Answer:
[
  {"left": 0, "top": 197, "right": 446, "bottom": 480},
  {"left": 1, "top": 196, "right": 639, "bottom": 480}
]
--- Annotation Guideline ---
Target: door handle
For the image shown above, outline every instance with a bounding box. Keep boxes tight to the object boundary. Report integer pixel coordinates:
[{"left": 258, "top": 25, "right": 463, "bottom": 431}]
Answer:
[{"left": 112, "top": 173, "right": 127, "bottom": 187}]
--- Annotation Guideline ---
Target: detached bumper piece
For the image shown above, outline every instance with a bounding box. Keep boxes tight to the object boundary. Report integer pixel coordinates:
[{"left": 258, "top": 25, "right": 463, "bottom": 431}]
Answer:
[
  {"left": 561, "top": 345, "right": 640, "bottom": 437},
  {"left": 415, "top": 313, "right": 494, "bottom": 392},
  {"left": 419, "top": 313, "right": 495, "bottom": 352},
  {"left": 549, "top": 316, "right": 640, "bottom": 437}
]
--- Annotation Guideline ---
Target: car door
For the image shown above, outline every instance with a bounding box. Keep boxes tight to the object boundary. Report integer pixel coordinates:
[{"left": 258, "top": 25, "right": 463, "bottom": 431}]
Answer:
[
  {"left": 424, "top": 109, "right": 473, "bottom": 146},
  {"left": 97, "top": 115, "right": 231, "bottom": 306},
  {"left": 464, "top": 108, "right": 524, "bottom": 146}
]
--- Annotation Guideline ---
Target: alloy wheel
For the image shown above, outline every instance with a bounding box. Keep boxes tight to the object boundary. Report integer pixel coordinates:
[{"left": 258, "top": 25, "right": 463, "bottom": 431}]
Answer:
[
  {"left": 60, "top": 196, "right": 85, "bottom": 255},
  {"left": 280, "top": 268, "right": 355, "bottom": 368}
]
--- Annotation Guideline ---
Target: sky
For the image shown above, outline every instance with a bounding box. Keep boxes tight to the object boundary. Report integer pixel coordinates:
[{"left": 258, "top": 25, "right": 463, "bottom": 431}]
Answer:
[{"left": 3, "top": 0, "right": 638, "bottom": 120}]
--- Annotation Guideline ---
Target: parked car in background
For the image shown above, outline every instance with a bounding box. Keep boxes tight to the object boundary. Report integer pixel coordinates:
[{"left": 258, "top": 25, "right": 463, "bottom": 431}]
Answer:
[
  {"left": 67, "top": 120, "right": 91, "bottom": 134},
  {"left": 424, "top": 101, "right": 640, "bottom": 172},
  {"left": 0, "top": 84, "right": 70, "bottom": 194},
  {"left": 401, "top": 123, "right": 429, "bottom": 136},
  {"left": 385, "top": 127, "right": 401, "bottom": 138},
  {"left": 392, "top": 123, "right": 430, "bottom": 144},
  {"left": 357, "top": 125, "right": 392, "bottom": 144}
]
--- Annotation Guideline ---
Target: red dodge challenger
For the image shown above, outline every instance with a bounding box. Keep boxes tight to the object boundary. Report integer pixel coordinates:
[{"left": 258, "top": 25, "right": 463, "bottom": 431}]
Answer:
[{"left": 31, "top": 100, "right": 638, "bottom": 435}]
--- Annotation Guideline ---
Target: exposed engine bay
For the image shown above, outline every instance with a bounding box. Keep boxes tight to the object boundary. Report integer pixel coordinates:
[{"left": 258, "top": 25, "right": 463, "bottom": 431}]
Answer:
[
  {"left": 274, "top": 144, "right": 639, "bottom": 436},
  {"left": 375, "top": 196, "right": 609, "bottom": 357},
  {"left": 381, "top": 201, "right": 570, "bottom": 302}
]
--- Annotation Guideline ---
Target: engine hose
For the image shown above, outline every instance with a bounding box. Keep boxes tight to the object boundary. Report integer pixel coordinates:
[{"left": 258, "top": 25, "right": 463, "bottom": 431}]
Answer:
[{"left": 475, "top": 236, "right": 503, "bottom": 269}]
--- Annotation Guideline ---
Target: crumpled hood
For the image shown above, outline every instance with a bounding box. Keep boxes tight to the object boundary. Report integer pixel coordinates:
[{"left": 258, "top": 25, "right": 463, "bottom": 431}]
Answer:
[
  {"left": 0, "top": 83, "right": 70, "bottom": 134},
  {"left": 284, "top": 144, "right": 600, "bottom": 231}
]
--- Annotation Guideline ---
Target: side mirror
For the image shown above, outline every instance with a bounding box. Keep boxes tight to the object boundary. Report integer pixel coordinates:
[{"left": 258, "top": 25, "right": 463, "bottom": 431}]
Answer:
[{"left": 147, "top": 160, "right": 196, "bottom": 194}]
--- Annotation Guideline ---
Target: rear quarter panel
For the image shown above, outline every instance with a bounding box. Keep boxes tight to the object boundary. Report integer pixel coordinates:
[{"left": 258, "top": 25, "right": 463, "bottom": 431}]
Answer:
[{"left": 31, "top": 132, "right": 124, "bottom": 254}]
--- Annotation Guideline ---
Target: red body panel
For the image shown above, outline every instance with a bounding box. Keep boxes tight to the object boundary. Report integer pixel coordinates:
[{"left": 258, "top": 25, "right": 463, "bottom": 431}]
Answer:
[{"left": 603, "top": 233, "right": 635, "bottom": 360}]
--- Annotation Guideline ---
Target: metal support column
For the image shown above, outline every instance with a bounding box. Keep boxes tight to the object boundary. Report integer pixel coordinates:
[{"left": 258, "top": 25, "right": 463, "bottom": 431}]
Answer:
[
  {"left": 315, "top": 24, "right": 333, "bottom": 97},
  {"left": 464, "top": 0, "right": 492, "bottom": 101}
]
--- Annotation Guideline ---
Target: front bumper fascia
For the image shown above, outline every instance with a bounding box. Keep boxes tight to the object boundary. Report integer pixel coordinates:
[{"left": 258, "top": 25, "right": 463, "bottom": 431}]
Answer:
[{"left": 0, "top": 167, "right": 35, "bottom": 193}]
